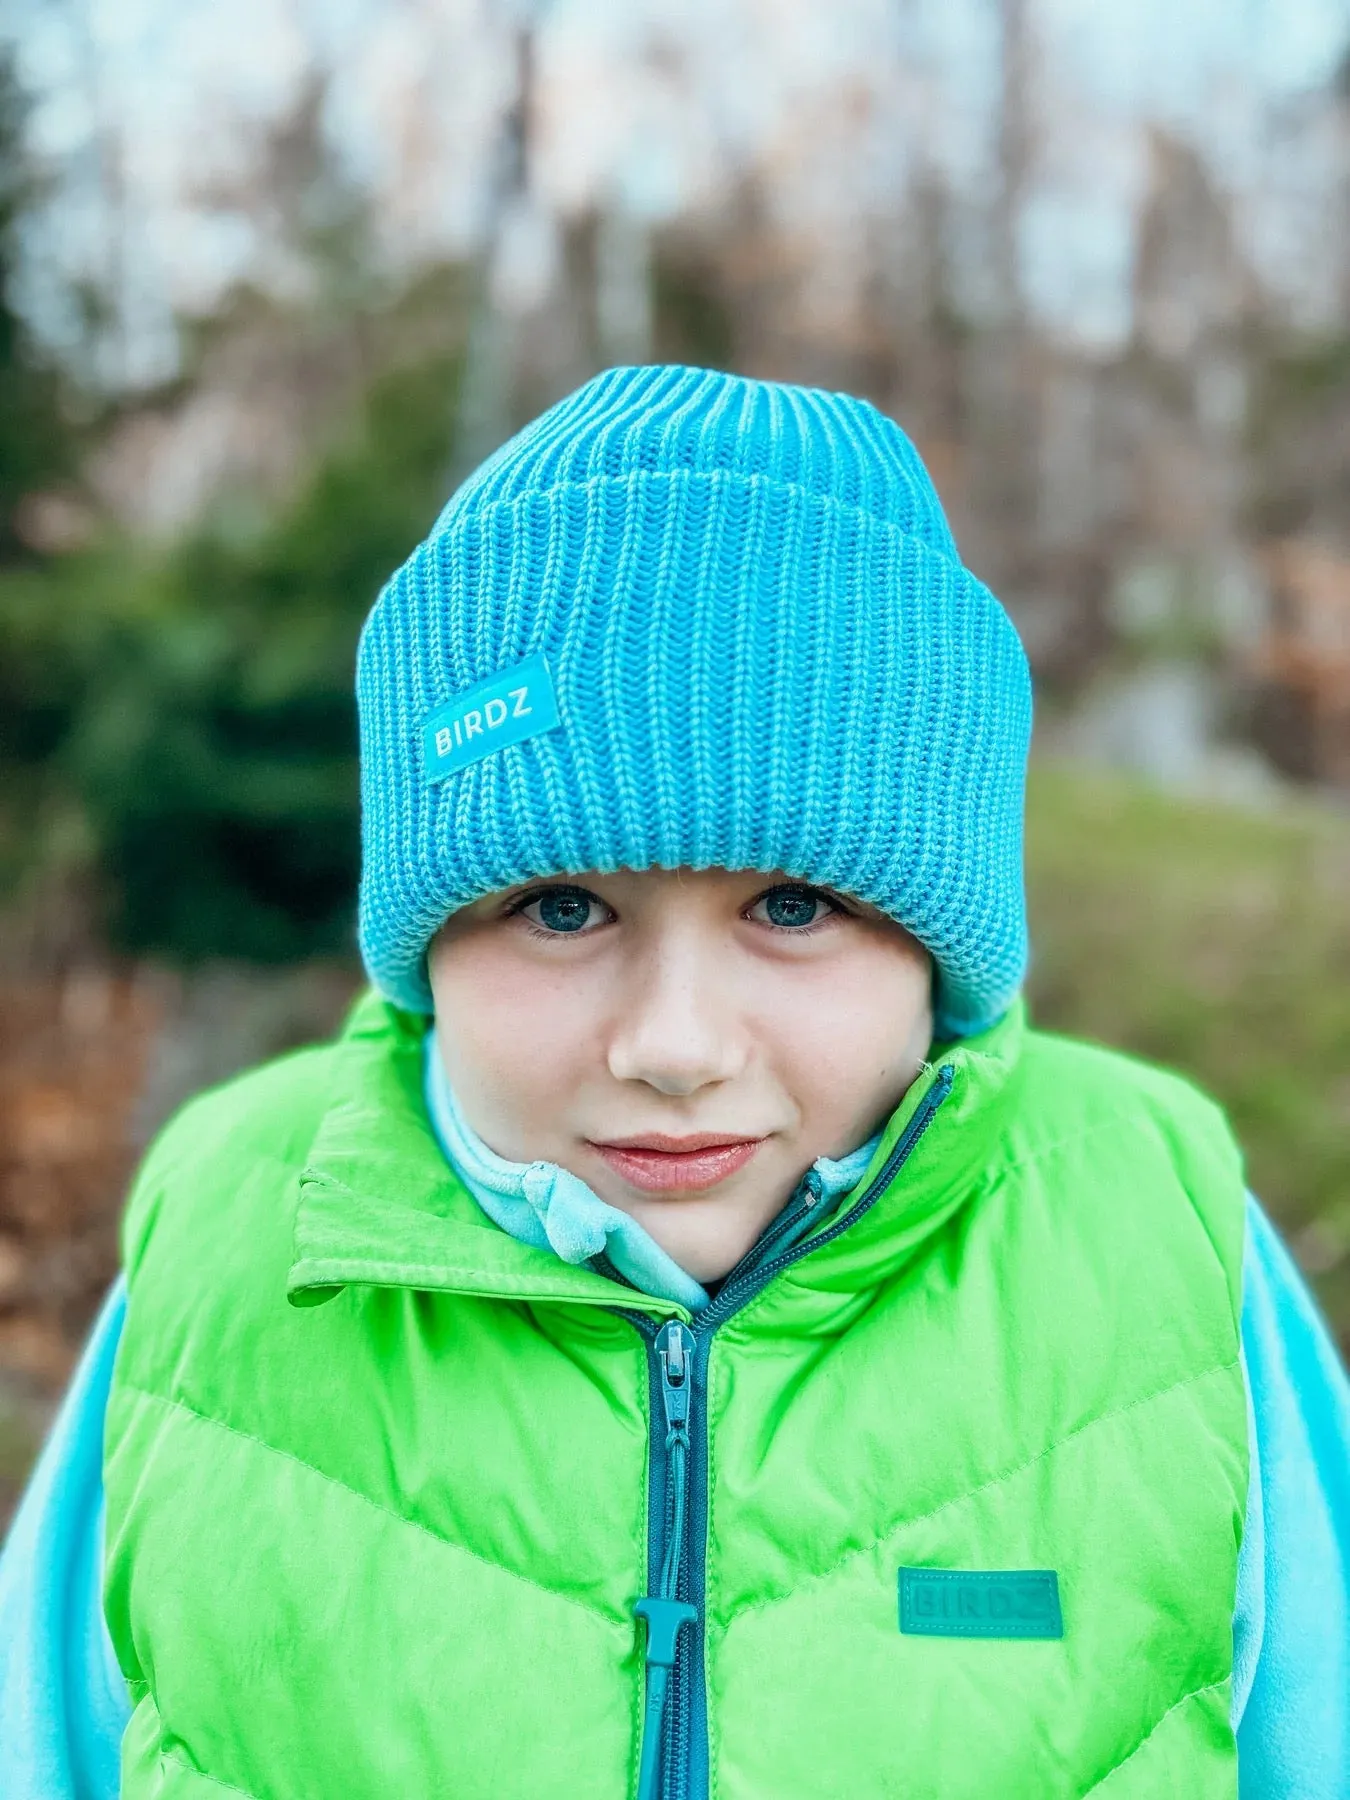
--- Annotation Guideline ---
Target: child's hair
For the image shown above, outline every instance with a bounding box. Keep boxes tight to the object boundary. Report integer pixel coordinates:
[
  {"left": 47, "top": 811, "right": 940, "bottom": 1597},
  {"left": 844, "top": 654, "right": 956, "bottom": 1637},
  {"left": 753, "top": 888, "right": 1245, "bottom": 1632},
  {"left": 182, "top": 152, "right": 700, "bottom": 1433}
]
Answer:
[{"left": 356, "top": 364, "right": 1033, "bottom": 1041}]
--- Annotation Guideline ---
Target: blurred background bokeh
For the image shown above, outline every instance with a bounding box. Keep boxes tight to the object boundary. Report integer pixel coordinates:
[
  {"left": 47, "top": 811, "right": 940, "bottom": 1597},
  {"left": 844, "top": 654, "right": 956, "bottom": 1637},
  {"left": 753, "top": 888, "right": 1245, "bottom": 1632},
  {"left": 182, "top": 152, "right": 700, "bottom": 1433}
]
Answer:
[{"left": 2, "top": 0, "right": 1349, "bottom": 1522}]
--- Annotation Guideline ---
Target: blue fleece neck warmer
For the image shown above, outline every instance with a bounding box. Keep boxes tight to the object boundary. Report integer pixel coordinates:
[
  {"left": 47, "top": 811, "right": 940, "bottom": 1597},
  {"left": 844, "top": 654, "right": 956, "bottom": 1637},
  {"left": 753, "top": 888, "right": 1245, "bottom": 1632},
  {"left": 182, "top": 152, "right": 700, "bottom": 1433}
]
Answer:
[
  {"left": 422, "top": 1028, "right": 883, "bottom": 1311},
  {"left": 356, "top": 364, "right": 1033, "bottom": 1042}
]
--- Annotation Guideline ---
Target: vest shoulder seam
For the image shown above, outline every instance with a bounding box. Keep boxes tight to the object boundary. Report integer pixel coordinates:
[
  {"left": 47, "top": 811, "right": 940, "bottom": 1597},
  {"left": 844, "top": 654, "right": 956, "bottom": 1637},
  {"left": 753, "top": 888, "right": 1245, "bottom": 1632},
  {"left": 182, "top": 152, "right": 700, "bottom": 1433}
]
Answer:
[
  {"left": 117, "top": 1381, "right": 627, "bottom": 1633},
  {"left": 991, "top": 1115, "right": 1158, "bottom": 1178},
  {"left": 994, "top": 1112, "right": 1243, "bottom": 1331},
  {"left": 159, "top": 1750, "right": 262, "bottom": 1798},
  {"left": 1016, "top": 1037, "right": 1244, "bottom": 1300},
  {"left": 723, "top": 1355, "right": 1242, "bottom": 1625},
  {"left": 1081, "top": 1678, "right": 1229, "bottom": 1794},
  {"left": 988, "top": 1110, "right": 1229, "bottom": 1197}
]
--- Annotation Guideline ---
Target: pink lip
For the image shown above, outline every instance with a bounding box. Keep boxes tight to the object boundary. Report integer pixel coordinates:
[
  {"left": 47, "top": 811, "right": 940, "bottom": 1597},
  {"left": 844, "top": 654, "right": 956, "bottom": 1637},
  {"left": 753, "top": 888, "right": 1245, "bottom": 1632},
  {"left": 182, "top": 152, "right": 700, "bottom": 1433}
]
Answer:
[{"left": 588, "top": 1138, "right": 765, "bottom": 1193}]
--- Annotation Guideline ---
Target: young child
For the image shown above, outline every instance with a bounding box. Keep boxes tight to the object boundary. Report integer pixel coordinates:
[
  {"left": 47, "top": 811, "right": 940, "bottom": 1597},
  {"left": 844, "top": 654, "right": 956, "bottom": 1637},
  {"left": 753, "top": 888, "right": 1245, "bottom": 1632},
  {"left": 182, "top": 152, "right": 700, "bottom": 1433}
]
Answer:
[{"left": 2, "top": 364, "right": 1349, "bottom": 1798}]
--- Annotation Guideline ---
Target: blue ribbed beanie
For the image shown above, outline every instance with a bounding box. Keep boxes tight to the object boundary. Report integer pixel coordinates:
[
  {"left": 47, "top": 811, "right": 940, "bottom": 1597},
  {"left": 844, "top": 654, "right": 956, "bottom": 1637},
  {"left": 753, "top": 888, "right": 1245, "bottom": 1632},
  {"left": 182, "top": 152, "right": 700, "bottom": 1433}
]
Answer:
[{"left": 356, "top": 364, "right": 1033, "bottom": 1041}]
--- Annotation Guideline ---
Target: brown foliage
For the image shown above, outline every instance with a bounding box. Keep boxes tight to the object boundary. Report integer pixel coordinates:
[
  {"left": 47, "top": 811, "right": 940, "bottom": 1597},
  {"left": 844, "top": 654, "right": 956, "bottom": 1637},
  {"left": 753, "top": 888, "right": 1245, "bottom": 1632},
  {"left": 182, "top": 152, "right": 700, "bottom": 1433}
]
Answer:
[{"left": 0, "top": 969, "right": 162, "bottom": 1395}]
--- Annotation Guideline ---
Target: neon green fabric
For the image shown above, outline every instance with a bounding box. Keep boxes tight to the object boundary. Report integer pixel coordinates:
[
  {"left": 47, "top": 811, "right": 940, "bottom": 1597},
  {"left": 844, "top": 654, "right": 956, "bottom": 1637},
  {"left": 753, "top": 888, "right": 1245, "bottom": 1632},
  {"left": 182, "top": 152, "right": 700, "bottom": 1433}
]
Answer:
[{"left": 103, "top": 991, "right": 1248, "bottom": 1798}]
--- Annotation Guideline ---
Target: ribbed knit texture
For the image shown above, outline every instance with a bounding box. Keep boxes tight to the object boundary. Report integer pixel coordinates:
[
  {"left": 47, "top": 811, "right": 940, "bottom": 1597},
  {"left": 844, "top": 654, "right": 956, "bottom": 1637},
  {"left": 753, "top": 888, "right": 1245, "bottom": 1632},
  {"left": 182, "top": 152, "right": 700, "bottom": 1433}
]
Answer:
[{"left": 357, "top": 364, "right": 1033, "bottom": 1039}]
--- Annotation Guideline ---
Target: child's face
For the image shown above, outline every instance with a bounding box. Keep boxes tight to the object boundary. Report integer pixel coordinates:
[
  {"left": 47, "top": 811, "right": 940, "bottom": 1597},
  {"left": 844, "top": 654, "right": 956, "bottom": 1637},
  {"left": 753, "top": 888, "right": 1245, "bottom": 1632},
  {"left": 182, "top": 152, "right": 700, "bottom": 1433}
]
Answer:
[{"left": 427, "top": 867, "right": 933, "bottom": 1283}]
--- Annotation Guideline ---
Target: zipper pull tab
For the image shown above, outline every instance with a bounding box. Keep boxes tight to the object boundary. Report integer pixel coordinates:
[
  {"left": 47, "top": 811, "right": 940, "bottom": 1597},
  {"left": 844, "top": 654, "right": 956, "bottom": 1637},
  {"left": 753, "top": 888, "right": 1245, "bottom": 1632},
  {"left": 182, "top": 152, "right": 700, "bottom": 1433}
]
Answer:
[
  {"left": 634, "top": 1594, "right": 698, "bottom": 1668},
  {"left": 633, "top": 1596, "right": 698, "bottom": 1800},
  {"left": 657, "top": 1322, "right": 695, "bottom": 1438}
]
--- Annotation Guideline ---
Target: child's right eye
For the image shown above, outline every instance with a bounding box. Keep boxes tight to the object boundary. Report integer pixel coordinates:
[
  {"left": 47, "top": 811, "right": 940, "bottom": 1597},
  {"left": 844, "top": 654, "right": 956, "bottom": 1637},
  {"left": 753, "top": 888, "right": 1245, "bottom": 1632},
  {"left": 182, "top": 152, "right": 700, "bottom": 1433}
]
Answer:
[{"left": 510, "top": 885, "right": 612, "bottom": 937}]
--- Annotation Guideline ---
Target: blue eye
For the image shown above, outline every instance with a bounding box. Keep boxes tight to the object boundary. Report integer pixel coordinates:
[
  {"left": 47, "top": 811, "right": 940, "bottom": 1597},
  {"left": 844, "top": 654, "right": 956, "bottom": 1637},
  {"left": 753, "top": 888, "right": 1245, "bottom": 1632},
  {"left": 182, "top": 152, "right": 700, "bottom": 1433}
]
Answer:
[
  {"left": 753, "top": 885, "right": 841, "bottom": 932},
  {"left": 515, "top": 886, "right": 606, "bottom": 935}
]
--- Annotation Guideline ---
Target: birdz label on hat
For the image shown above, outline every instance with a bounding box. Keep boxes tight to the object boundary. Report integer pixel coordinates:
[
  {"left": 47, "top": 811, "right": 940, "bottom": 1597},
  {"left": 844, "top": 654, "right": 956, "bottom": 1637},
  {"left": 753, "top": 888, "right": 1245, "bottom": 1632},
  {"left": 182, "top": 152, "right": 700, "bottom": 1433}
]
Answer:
[{"left": 422, "top": 654, "right": 561, "bottom": 782}]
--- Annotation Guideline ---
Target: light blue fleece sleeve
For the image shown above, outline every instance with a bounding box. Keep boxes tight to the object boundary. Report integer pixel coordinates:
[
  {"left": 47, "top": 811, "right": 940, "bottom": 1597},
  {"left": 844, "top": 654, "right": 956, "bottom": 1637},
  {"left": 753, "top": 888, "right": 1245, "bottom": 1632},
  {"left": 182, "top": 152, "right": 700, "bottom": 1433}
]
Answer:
[
  {"left": 0, "top": 1275, "right": 130, "bottom": 1797},
  {"left": 2, "top": 1203, "right": 1348, "bottom": 1796},
  {"left": 1234, "top": 1196, "right": 1350, "bottom": 1793}
]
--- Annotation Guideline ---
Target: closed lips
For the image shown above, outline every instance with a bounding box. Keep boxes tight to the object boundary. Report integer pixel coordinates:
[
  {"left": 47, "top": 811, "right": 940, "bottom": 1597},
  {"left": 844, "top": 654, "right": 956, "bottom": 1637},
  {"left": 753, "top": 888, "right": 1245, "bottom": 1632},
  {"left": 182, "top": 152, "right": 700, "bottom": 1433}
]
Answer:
[
  {"left": 588, "top": 1136, "right": 766, "bottom": 1192},
  {"left": 594, "top": 1134, "right": 762, "bottom": 1152}
]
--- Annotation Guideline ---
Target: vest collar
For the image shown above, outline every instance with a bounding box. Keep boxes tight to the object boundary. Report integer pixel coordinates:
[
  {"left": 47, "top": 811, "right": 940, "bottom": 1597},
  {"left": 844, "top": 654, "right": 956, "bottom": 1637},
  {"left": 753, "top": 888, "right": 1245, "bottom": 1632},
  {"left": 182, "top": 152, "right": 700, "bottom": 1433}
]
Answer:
[
  {"left": 287, "top": 989, "right": 1026, "bottom": 1318},
  {"left": 785, "top": 995, "right": 1026, "bottom": 1297},
  {"left": 288, "top": 991, "right": 675, "bottom": 1318}
]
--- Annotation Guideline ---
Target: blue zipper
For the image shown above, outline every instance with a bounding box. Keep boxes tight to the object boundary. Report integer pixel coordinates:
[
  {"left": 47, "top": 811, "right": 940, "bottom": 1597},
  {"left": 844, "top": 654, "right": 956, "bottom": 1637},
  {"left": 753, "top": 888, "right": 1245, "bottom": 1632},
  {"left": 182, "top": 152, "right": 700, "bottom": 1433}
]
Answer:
[
  {"left": 629, "top": 1062, "right": 956, "bottom": 1800},
  {"left": 634, "top": 1320, "right": 698, "bottom": 1800}
]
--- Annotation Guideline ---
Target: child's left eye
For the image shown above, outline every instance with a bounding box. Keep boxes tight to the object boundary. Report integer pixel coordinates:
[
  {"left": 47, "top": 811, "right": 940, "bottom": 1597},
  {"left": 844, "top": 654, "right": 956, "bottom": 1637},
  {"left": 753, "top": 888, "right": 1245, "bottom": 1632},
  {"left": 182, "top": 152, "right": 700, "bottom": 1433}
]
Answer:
[{"left": 748, "top": 885, "right": 844, "bottom": 933}]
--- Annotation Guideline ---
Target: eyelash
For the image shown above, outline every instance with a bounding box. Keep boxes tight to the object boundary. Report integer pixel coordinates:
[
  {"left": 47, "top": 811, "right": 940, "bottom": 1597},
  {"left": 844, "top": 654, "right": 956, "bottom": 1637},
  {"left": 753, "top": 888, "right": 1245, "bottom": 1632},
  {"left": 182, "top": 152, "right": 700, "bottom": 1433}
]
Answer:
[
  {"left": 505, "top": 885, "right": 609, "bottom": 942},
  {"left": 752, "top": 888, "right": 848, "bottom": 937},
  {"left": 504, "top": 883, "right": 848, "bottom": 940}
]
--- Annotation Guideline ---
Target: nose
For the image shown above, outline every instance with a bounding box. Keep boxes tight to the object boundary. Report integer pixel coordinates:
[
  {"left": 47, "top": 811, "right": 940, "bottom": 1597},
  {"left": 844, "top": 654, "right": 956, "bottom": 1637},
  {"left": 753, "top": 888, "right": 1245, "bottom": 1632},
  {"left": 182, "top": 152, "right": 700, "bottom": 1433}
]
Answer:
[{"left": 605, "top": 930, "right": 749, "bottom": 1096}]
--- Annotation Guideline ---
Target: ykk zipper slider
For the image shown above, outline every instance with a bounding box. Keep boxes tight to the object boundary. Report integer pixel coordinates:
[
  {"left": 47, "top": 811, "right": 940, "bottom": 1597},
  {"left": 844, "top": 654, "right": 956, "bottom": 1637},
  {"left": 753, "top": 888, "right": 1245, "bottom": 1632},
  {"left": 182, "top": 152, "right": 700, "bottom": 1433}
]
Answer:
[{"left": 657, "top": 1321, "right": 694, "bottom": 1441}]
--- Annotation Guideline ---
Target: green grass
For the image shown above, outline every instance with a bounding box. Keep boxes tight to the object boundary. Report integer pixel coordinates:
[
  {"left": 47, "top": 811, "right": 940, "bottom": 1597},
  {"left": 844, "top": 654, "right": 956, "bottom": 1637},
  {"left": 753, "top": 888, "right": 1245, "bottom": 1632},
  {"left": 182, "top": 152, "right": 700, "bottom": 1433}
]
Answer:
[{"left": 1024, "top": 763, "right": 1350, "bottom": 1349}]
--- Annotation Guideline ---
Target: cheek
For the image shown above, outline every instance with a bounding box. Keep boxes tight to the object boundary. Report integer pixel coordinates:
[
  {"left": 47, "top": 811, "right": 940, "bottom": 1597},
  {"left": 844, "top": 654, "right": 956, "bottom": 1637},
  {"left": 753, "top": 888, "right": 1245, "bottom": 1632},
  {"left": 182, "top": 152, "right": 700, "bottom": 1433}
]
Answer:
[
  {"left": 771, "top": 950, "right": 931, "bottom": 1122},
  {"left": 430, "top": 946, "right": 599, "bottom": 1149}
]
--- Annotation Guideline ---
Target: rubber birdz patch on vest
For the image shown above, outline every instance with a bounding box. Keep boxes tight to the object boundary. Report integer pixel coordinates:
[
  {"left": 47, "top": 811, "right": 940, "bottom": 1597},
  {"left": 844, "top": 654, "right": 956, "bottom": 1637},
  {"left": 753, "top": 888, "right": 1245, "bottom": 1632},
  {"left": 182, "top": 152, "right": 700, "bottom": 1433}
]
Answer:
[
  {"left": 422, "top": 655, "right": 561, "bottom": 781},
  {"left": 898, "top": 1568, "right": 1064, "bottom": 1639}
]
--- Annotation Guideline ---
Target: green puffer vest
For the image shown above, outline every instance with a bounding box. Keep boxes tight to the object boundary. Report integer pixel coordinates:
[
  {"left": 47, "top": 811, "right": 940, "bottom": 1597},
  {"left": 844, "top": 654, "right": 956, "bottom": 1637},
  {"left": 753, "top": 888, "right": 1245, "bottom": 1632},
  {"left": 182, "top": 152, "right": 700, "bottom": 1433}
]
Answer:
[{"left": 103, "top": 990, "right": 1248, "bottom": 1799}]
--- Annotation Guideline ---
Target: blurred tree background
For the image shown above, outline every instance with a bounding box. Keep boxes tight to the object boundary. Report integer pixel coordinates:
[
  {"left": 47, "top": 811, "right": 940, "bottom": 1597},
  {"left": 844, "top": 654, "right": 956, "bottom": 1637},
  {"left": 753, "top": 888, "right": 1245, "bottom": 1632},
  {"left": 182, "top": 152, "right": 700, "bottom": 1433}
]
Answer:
[{"left": 1, "top": 0, "right": 1349, "bottom": 1514}]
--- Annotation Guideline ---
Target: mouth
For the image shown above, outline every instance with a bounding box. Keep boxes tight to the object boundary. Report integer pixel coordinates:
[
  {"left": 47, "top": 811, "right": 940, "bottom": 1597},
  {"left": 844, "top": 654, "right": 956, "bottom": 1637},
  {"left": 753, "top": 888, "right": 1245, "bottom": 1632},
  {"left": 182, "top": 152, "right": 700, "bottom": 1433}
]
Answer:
[{"left": 586, "top": 1134, "right": 766, "bottom": 1194}]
